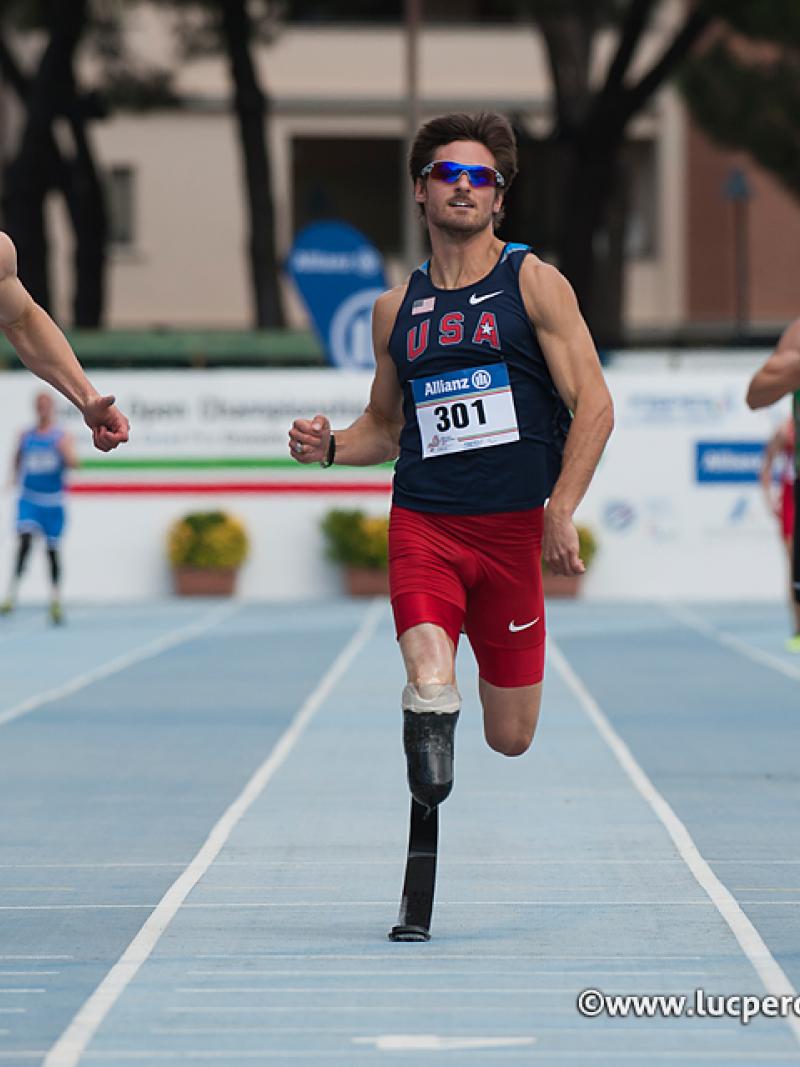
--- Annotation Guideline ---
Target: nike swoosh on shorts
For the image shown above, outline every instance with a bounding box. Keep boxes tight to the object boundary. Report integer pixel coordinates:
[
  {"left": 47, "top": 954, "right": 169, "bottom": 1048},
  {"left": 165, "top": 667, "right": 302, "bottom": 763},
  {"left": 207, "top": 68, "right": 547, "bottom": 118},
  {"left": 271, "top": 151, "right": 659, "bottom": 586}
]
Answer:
[{"left": 508, "top": 617, "right": 540, "bottom": 633}]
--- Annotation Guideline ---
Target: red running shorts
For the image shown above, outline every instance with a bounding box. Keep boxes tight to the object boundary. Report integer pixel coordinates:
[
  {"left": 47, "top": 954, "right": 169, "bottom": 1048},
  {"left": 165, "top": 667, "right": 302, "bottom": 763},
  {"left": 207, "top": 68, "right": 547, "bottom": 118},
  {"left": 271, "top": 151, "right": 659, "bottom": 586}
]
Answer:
[{"left": 389, "top": 504, "right": 546, "bottom": 688}]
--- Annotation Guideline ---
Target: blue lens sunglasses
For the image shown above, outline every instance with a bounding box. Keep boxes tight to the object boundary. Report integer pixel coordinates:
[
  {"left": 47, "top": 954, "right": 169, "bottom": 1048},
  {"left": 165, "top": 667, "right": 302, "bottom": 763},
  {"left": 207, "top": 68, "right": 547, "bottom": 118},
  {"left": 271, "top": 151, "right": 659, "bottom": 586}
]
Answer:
[{"left": 419, "top": 160, "right": 505, "bottom": 188}]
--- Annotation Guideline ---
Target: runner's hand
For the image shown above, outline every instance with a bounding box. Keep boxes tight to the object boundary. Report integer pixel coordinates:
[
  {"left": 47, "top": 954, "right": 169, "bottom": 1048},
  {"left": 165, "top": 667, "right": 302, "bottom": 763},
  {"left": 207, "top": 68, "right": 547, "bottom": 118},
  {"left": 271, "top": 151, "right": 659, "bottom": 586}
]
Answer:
[
  {"left": 542, "top": 507, "right": 585, "bottom": 576},
  {"left": 83, "top": 395, "right": 130, "bottom": 452},
  {"left": 289, "top": 415, "right": 330, "bottom": 464}
]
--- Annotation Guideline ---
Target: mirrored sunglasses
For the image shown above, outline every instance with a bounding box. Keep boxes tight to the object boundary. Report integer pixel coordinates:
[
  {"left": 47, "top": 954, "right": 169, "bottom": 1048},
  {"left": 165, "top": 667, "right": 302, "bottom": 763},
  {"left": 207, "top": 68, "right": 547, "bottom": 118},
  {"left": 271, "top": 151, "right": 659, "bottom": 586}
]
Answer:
[{"left": 419, "top": 160, "right": 505, "bottom": 188}]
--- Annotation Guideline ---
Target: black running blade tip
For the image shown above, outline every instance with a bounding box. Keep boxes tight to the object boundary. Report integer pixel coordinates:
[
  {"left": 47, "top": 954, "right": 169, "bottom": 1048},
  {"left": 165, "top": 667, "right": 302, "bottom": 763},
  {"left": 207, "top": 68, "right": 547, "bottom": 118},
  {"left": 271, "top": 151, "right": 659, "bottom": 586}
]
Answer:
[{"left": 388, "top": 924, "right": 431, "bottom": 942}]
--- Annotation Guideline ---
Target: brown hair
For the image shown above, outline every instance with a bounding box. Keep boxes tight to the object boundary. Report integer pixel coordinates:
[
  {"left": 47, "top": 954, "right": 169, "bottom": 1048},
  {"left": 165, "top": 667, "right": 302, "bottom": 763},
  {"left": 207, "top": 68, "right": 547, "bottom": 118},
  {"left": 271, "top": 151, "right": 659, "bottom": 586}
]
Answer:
[{"left": 409, "top": 111, "right": 518, "bottom": 227}]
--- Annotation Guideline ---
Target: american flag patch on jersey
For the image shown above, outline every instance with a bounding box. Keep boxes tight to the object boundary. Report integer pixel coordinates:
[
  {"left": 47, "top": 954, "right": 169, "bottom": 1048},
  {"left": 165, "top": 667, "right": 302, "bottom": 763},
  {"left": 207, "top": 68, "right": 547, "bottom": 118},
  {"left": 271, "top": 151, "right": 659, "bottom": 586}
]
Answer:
[{"left": 412, "top": 297, "right": 436, "bottom": 315}]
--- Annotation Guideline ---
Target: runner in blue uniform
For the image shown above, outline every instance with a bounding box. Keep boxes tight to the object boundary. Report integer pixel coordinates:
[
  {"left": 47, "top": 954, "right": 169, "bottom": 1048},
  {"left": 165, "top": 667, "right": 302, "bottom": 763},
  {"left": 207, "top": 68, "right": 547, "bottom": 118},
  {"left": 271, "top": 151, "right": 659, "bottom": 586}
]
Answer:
[
  {"left": 2, "top": 393, "right": 76, "bottom": 623},
  {"left": 290, "top": 112, "right": 613, "bottom": 810}
]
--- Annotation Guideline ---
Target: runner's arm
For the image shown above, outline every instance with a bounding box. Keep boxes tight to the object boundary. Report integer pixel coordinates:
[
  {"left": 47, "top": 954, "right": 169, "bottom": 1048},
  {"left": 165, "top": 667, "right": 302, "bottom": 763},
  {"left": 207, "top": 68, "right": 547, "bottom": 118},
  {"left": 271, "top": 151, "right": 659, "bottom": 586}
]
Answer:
[
  {"left": 289, "top": 286, "right": 405, "bottom": 466},
  {"left": 747, "top": 320, "right": 800, "bottom": 409},
  {"left": 0, "top": 233, "right": 129, "bottom": 450},
  {"left": 522, "top": 258, "right": 614, "bottom": 518}
]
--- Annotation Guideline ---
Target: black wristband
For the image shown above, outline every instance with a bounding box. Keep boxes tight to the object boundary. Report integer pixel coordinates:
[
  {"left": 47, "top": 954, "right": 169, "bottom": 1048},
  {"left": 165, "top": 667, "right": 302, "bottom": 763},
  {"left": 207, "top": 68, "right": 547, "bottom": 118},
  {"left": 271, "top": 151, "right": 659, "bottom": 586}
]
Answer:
[{"left": 320, "top": 432, "right": 336, "bottom": 468}]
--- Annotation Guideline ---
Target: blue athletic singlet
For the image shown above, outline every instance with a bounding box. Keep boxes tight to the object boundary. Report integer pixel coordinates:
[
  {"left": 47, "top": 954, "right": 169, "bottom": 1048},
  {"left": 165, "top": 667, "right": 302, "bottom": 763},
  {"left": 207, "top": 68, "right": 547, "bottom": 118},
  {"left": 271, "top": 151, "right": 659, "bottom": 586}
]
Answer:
[
  {"left": 387, "top": 243, "right": 571, "bottom": 514},
  {"left": 19, "top": 428, "right": 66, "bottom": 504}
]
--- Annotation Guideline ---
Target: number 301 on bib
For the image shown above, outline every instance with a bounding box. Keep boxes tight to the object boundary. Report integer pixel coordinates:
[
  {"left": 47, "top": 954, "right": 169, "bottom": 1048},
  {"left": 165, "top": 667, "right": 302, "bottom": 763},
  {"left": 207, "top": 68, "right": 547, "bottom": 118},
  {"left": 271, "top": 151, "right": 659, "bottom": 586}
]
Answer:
[{"left": 411, "top": 363, "right": 520, "bottom": 459}]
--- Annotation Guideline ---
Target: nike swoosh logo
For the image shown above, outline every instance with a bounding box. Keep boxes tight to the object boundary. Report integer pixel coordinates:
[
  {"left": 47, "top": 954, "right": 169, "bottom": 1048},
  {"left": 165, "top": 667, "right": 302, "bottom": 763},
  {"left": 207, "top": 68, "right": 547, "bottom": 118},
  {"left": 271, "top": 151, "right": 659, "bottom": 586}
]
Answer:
[
  {"left": 469, "top": 290, "right": 503, "bottom": 305},
  {"left": 508, "top": 617, "right": 540, "bottom": 633}
]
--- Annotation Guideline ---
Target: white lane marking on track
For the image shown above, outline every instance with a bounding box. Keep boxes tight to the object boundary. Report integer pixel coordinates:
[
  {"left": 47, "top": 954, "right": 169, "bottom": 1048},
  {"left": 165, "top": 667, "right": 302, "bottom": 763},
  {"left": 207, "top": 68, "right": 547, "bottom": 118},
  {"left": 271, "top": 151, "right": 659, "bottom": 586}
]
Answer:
[
  {"left": 549, "top": 636, "right": 800, "bottom": 1046},
  {"left": 0, "top": 602, "right": 240, "bottom": 728},
  {"left": 0, "top": 899, "right": 740, "bottom": 910},
  {"left": 194, "top": 952, "right": 705, "bottom": 961},
  {"left": 187, "top": 968, "right": 710, "bottom": 977},
  {"left": 355, "top": 1035, "right": 535, "bottom": 1051},
  {"left": 43, "top": 599, "right": 384, "bottom": 1067},
  {"left": 665, "top": 601, "right": 800, "bottom": 682},
  {"left": 0, "top": 960, "right": 70, "bottom": 968},
  {"left": 175, "top": 986, "right": 595, "bottom": 995},
  {"left": 35, "top": 1052, "right": 800, "bottom": 1063},
  {"left": 0, "top": 858, "right": 698, "bottom": 867}
]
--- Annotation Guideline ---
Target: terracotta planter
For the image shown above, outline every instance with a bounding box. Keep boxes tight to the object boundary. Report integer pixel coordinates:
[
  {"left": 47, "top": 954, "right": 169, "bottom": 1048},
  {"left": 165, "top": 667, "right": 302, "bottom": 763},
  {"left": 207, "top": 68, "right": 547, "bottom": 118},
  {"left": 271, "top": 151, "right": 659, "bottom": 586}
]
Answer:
[
  {"left": 173, "top": 566, "right": 238, "bottom": 597},
  {"left": 542, "top": 571, "right": 584, "bottom": 599},
  {"left": 343, "top": 565, "right": 390, "bottom": 597}
]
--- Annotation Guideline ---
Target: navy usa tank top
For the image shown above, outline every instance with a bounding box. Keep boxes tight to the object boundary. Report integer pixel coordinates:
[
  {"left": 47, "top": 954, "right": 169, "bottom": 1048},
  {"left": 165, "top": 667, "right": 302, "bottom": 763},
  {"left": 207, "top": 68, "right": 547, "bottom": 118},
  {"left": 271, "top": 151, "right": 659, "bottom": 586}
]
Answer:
[{"left": 387, "top": 243, "right": 571, "bottom": 514}]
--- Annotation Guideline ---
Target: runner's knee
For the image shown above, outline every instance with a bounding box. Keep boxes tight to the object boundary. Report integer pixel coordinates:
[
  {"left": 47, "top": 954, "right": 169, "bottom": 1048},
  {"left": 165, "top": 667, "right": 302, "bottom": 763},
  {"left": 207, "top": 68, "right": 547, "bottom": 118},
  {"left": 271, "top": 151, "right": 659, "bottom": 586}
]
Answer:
[{"left": 485, "top": 723, "right": 535, "bottom": 757}]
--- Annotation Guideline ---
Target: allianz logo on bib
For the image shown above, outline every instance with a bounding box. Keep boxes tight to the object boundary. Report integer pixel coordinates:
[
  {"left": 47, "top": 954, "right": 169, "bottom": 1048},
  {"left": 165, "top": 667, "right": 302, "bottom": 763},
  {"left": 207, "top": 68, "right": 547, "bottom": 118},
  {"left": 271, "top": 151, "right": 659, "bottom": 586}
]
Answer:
[{"left": 422, "top": 367, "right": 494, "bottom": 398}]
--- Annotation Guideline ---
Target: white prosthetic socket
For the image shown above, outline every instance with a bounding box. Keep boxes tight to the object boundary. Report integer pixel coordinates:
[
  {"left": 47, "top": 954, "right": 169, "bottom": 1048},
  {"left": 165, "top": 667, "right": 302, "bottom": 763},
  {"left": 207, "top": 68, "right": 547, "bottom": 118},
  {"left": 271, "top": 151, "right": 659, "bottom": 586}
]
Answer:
[{"left": 402, "top": 682, "right": 460, "bottom": 715}]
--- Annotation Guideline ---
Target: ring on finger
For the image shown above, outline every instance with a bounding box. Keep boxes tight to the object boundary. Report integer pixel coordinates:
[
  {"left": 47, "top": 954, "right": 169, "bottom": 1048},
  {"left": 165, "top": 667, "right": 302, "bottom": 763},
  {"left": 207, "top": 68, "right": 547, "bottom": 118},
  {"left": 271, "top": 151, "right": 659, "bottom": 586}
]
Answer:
[{"left": 293, "top": 441, "right": 304, "bottom": 455}]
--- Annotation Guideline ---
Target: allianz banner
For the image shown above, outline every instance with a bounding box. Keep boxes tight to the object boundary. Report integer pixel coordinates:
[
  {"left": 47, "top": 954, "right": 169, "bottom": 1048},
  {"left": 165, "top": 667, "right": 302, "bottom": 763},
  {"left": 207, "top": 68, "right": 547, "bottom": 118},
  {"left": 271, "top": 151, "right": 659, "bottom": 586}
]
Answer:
[{"left": 286, "top": 222, "right": 387, "bottom": 369}]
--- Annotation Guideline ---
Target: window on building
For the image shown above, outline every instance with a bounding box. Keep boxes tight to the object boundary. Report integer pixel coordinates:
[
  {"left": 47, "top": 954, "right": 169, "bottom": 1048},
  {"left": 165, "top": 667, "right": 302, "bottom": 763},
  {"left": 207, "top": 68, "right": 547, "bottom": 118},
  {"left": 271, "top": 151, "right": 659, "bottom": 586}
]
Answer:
[
  {"left": 106, "top": 165, "right": 136, "bottom": 248},
  {"left": 623, "top": 139, "right": 658, "bottom": 259},
  {"left": 292, "top": 137, "right": 403, "bottom": 255}
]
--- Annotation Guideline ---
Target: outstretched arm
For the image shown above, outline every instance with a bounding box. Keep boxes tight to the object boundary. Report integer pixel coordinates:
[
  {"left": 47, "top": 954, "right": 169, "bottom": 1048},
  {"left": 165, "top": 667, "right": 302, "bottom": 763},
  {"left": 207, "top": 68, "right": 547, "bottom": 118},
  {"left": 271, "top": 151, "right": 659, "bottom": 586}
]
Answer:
[
  {"left": 521, "top": 257, "right": 614, "bottom": 576},
  {"left": 747, "top": 319, "right": 800, "bottom": 410},
  {"left": 0, "top": 233, "right": 129, "bottom": 452},
  {"left": 288, "top": 286, "right": 405, "bottom": 466}
]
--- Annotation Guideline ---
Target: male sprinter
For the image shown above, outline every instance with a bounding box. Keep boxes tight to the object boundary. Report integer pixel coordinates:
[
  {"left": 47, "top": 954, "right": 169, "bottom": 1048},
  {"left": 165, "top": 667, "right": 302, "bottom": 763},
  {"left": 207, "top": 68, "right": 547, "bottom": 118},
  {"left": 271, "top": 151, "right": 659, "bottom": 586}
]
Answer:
[
  {"left": 290, "top": 112, "right": 613, "bottom": 816},
  {"left": 2, "top": 392, "right": 76, "bottom": 623},
  {"left": 0, "top": 232, "right": 129, "bottom": 451},
  {"left": 747, "top": 317, "right": 800, "bottom": 650}
]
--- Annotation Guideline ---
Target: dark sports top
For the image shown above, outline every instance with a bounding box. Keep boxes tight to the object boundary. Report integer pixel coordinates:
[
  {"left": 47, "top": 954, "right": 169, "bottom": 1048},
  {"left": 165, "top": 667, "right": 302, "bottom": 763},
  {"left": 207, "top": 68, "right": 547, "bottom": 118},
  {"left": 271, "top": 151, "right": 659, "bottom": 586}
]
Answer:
[{"left": 386, "top": 242, "right": 571, "bottom": 514}]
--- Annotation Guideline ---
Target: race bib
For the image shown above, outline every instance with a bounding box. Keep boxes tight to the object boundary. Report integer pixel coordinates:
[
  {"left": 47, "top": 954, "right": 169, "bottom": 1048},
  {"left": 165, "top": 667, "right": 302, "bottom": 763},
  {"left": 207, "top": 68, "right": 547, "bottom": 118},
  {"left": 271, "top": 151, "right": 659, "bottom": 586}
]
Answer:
[{"left": 412, "top": 363, "right": 519, "bottom": 459}]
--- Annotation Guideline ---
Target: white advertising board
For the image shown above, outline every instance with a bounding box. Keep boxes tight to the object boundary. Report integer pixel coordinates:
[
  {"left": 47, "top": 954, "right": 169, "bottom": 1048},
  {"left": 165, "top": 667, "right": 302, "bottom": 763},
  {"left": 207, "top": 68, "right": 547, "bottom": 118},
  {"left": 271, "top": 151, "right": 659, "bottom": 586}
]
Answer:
[{"left": 0, "top": 364, "right": 790, "bottom": 603}]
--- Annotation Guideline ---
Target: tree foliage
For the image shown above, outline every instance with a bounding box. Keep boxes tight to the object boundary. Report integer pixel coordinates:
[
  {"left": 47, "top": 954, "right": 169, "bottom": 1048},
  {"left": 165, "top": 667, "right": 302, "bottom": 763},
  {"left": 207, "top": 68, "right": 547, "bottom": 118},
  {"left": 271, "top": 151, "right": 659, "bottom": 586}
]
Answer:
[{"left": 681, "top": 2, "right": 800, "bottom": 204}]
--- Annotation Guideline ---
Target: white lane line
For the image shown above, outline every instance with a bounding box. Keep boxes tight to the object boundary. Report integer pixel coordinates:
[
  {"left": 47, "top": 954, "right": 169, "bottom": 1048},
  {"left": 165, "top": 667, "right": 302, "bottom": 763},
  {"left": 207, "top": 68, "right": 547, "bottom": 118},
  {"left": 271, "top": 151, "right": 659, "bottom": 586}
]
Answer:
[
  {"left": 0, "top": 960, "right": 70, "bottom": 968},
  {"left": 0, "top": 989, "right": 45, "bottom": 994},
  {"left": 0, "top": 859, "right": 691, "bottom": 868},
  {"left": 0, "top": 971, "right": 59, "bottom": 976},
  {"left": 0, "top": 865, "right": 191, "bottom": 870},
  {"left": 0, "top": 602, "right": 239, "bottom": 728},
  {"left": 0, "top": 887, "right": 74, "bottom": 892},
  {"left": 165, "top": 1006, "right": 581, "bottom": 1014},
  {"left": 187, "top": 969, "right": 710, "bottom": 978},
  {"left": 665, "top": 602, "right": 800, "bottom": 682},
  {"left": 175, "top": 987, "right": 596, "bottom": 995},
  {"left": 0, "top": 1008, "right": 26, "bottom": 1014},
  {"left": 549, "top": 636, "right": 800, "bottom": 1046},
  {"left": 195, "top": 953, "right": 705, "bottom": 961},
  {"left": 0, "top": 906, "right": 154, "bottom": 911},
  {"left": 43, "top": 599, "right": 384, "bottom": 1067},
  {"left": 0, "top": 900, "right": 742, "bottom": 910},
  {"left": 50, "top": 1053, "right": 800, "bottom": 1063}
]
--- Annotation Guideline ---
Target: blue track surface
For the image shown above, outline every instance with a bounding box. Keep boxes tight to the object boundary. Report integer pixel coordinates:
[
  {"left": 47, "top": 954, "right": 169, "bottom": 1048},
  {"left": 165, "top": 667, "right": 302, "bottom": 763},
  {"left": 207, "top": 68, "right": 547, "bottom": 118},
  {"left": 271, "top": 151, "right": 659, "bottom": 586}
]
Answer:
[{"left": 1, "top": 599, "right": 799, "bottom": 1065}]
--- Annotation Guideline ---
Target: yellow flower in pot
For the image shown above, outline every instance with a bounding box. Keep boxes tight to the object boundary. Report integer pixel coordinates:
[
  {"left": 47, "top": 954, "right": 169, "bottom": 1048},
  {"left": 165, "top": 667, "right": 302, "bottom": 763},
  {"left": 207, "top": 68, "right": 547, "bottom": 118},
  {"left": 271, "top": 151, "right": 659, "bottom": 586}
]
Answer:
[
  {"left": 541, "top": 523, "right": 598, "bottom": 598},
  {"left": 320, "top": 509, "right": 389, "bottom": 597},
  {"left": 168, "top": 511, "right": 249, "bottom": 596}
]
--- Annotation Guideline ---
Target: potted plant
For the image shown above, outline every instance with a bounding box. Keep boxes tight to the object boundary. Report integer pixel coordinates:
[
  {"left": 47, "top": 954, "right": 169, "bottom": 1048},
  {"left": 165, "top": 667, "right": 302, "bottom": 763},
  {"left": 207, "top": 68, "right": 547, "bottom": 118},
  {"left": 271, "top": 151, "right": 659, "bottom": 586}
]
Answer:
[
  {"left": 542, "top": 523, "right": 598, "bottom": 598},
  {"left": 168, "top": 511, "right": 249, "bottom": 596},
  {"left": 320, "top": 508, "right": 390, "bottom": 596}
]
